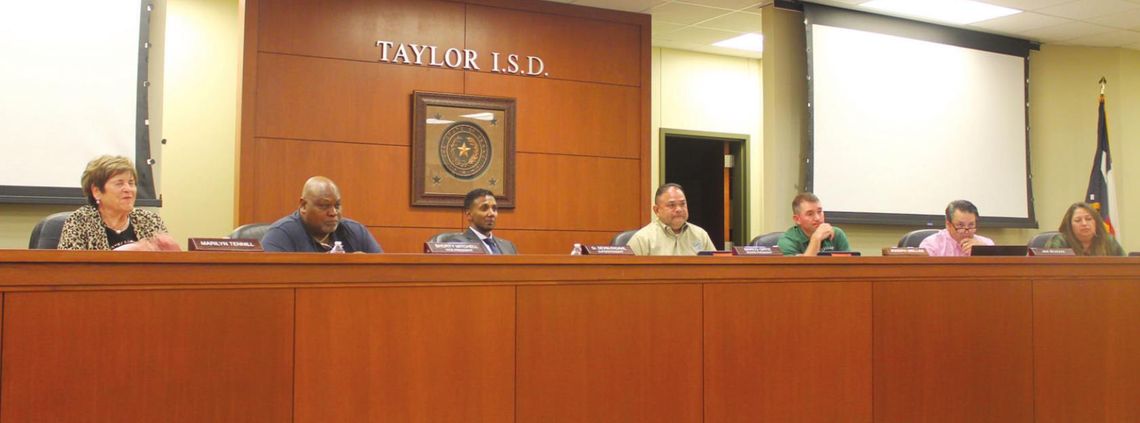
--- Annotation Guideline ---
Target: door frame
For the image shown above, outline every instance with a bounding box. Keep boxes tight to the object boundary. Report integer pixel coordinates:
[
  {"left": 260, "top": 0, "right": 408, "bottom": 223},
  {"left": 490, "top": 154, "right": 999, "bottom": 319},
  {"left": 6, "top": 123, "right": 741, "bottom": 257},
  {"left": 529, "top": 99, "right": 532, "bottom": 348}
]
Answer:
[{"left": 659, "top": 128, "right": 750, "bottom": 247}]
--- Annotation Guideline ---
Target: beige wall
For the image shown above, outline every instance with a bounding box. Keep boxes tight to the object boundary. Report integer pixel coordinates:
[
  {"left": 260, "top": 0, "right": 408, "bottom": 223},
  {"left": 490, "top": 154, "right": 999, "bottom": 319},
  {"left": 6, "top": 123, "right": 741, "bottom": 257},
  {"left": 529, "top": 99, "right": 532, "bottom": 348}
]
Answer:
[
  {"left": 1026, "top": 45, "right": 1140, "bottom": 252},
  {"left": 651, "top": 47, "right": 764, "bottom": 239},
  {"left": 159, "top": 0, "right": 240, "bottom": 244},
  {"left": 761, "top": 7, "right": 807, "bottom": 238}
]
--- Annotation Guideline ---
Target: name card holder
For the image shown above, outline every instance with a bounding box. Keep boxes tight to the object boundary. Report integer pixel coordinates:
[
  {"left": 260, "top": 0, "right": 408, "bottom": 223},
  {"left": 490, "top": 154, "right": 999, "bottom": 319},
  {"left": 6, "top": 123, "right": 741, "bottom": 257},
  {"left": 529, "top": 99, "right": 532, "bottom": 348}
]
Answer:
[
  {"left": 882, "top": 247, "right": 929, "bottom": 256},
  {"left": 817, "top": 251, "right": 861, "bottom": 257},
  {"left": 1029, "top": 247, "right": 1075, "bottom": 256},
  {"left": 580, "top": 245, "right": 634, "bottom": 255},
  {"left": 732, "top": 246, "right": 782, "bottom": 256},
  {"left": 424, "top": 242, "right": 487, "bottom": 254},
  {"left": 189, "top": 238, "right": 263, "bottom": 252},
  {"left": 697, "top": 250, "right": 734, "bottom": 256}
]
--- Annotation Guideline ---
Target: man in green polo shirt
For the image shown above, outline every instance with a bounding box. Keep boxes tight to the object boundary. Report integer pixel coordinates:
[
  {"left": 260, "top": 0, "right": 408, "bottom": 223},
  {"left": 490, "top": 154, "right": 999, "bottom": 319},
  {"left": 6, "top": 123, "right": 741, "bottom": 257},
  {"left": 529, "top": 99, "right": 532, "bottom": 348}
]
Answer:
[
  {"left": 627, "top": 183, "right": 716, "bottom": 256},
  {"left": 777, "top": 192, "right": 850, "bottom": 256}
]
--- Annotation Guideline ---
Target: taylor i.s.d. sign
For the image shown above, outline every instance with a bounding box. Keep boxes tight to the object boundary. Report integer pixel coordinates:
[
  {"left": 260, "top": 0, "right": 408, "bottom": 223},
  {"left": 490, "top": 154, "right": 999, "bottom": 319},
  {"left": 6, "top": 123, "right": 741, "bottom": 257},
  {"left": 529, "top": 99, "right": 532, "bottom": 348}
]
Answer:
[{"left": 375, "top": 40, "right": 547, "bottom": 77}]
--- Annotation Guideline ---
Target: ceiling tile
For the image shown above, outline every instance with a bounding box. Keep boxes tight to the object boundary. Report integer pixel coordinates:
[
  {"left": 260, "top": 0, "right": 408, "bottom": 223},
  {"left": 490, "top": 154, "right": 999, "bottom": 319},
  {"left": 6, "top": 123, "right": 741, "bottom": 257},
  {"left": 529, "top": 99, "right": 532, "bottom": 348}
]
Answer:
[
  {"left": 975, "top": 0, "right": 1075, "bottom": 11},
  {"left": 668, "top": 26, "right": 748, "bottom": 44},
  {"left": 572, "top": 0, "right": 666, "bottom": 12},
  {"left": 971, "top": 12, "right": 1070, "bottom": 33},
  {"left": 653, "top": 38, "right": 763, "bottom": 58},
  {"left": 1087, "top": 7, "right": 1140, "bottom": 29},
  {"left": 1035, "top": 0, "right": 1140, "bottom": 20},
  {"left": 650, "top": 2, "right": 735, "bottom": 25},
  {"left": 653, "top": 21, "right": 689, "bottom": 39},
  {"left": 1058, "top": 29, "right": 1140, "bottom": 46},
  {"left": 674, "top": 0, "right": 763, "bottom": 11},
  {"left": 693, "top": 11, "right": 763, "bottom": 33},
  {"left": 1021, "top": 21, "right": 1115, "bottom": 41}
]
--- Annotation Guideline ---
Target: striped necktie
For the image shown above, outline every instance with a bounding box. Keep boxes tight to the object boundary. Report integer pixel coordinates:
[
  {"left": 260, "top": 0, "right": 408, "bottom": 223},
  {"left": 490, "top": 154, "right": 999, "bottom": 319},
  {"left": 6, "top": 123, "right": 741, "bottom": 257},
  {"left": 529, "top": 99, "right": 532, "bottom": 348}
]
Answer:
[{"left": 483, "top": 238, "right": 502, "bottom": 254}]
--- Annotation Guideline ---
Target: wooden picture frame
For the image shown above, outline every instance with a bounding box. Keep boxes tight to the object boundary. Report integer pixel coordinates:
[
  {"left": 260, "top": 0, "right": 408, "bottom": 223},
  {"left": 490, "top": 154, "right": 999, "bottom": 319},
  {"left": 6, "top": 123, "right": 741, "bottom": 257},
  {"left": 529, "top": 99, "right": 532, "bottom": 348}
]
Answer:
[{"left": 412, "top": 91, "right": 516, "bottom": 208}]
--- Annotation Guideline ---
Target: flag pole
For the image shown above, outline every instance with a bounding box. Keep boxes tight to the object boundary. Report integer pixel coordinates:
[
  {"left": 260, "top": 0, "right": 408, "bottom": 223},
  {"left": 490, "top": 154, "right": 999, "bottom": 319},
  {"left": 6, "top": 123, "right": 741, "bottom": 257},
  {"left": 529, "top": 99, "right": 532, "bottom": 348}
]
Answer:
[{"left": 1099, "top": 76, "right": 1107, "bottom": 95}]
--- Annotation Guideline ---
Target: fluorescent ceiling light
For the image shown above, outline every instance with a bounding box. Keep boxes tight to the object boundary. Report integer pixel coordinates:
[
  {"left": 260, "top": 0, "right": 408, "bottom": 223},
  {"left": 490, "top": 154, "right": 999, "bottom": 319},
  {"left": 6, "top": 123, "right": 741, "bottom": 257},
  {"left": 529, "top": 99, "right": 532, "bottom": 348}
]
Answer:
[
  {"left": 862, "top": 0, "right": 1020, "bottom": 25},
  {"left": 712, "top": 33, "right": 763, "bottom": 52},
  {"left": 460, "top": 112, "right": 495, "bottom": 121}
]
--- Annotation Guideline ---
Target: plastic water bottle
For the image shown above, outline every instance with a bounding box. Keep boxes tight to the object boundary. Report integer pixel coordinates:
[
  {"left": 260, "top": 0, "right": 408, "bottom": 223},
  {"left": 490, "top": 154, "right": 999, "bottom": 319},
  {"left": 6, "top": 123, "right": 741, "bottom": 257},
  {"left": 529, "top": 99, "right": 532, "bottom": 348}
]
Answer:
[
  {"left": 570, "top": 243, "right": 582, "bottom": 255},
  {"left": 329, "top": 241, "right": 346, "bottom": 254}
]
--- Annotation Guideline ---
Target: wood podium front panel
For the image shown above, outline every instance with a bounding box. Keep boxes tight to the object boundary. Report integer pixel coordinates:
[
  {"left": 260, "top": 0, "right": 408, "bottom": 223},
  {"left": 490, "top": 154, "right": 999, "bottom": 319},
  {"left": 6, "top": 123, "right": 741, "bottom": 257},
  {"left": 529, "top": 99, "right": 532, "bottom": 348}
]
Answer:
[
  {"left": 1034, "top": 280, "right": 1140, "bottom": 423},
  {"left": 516, "top": 284, "right": 702, "bottom": 423},
  {"left": 294, "top": 286, "right": 515, "bottom": 422},
  {"left": 873, "top": 280, "right": 1034, "bottom": 423},
  {"left": 704, "top": 282, "right": 872, "bottom": 422},
  {"left": 0, "top": 289, "right": 293, "bottom": 423}
]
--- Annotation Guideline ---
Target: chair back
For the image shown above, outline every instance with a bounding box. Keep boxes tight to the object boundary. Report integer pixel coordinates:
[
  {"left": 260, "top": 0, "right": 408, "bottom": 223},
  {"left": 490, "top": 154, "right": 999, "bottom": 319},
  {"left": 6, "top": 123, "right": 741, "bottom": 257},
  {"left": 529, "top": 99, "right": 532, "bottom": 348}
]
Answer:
[
  {"left": 1028, "top": 231, "right": 1060, "bottom": 249},
  {"left": 428, "top": 232, "right": 468, "bottom": 243},
  {"left": 748, "top": 231, "right": 783, "bottom": 247},
  {"left": 229, "top": 223, "right": 271, "bottom": 241},
  {"left": 28, "top": 211, "right": 73, "bottom": 249},
  {"left": 897, "top": 229, "right": 940, "bottom": 248},
  {"left": 610, "top": 229, "right": 639, "bottom": 246}
]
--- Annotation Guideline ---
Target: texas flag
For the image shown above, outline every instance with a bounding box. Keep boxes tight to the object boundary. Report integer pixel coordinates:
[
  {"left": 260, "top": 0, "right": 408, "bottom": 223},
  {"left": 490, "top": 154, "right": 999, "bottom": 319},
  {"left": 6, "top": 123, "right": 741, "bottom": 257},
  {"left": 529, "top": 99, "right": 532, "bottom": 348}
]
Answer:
[{"left": 1085, "top": 93, "right": 1118, "bottom": 236}]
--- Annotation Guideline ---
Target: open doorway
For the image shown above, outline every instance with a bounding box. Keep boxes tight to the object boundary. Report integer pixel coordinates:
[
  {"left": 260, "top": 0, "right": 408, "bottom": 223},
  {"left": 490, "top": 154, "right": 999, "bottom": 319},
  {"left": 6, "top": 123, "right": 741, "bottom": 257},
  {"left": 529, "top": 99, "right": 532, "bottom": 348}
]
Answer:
[{"left": 661, "top": 129, "right": 748, "bottom": 250}]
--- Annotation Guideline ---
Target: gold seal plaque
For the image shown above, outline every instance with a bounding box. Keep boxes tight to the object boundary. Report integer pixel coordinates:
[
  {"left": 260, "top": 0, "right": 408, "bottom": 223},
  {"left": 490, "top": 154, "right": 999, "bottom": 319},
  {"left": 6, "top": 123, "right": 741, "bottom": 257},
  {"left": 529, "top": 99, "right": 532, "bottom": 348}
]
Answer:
[
  {"left": 412, "top": 92, "right": 516, "bottom": 208},
  {"left": 438, "top": 122, "right": 492, "bottom": 179}
]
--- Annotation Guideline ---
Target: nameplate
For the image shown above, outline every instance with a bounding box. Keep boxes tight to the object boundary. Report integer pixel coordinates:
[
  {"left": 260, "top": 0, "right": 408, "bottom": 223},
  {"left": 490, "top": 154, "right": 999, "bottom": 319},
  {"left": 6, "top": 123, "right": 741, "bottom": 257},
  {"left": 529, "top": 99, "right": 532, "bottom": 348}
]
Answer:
[
  {"left": 188, "top": 238, "right": 263, "bottom": 252},
  {"left": 1029, "top": 247, "right": 1075, "bottom": 256},
  {"left": 882, "top": 247, "right": 928, "bottom": 256},
  {"left": 697, "top": 250, "right": 734, "bottom": 256},
  {"left": 424, "top": 242, "right": 487, "bottom": 254},
  {"left": 817, "top": 251, "right": 861, "bottom": 257},
  {"left": 732, "top": 246, "right": 782, "bottom": 256},
  {"left": 581, "top": 245, "right": 634, "bottom": 255}
]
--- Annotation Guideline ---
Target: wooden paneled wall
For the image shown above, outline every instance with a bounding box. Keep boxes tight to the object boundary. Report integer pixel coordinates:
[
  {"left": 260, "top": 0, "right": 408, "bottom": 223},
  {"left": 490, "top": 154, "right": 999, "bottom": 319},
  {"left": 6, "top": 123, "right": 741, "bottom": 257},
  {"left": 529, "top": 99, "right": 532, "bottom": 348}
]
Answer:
[{"left": 239, "top": 0, "right": 652, "bottom": 253}]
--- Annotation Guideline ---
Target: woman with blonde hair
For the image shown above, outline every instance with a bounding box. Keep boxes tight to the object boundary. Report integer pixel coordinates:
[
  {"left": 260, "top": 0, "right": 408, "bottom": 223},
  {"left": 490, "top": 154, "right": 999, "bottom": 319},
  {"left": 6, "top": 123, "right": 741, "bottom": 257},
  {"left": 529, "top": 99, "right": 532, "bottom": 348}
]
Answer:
[
  {"left": 58, "top": 155, "right": 179, "bottom": 251},
  {"left": 1045, "top": 202, "right": 1124, "bottom": 256}
]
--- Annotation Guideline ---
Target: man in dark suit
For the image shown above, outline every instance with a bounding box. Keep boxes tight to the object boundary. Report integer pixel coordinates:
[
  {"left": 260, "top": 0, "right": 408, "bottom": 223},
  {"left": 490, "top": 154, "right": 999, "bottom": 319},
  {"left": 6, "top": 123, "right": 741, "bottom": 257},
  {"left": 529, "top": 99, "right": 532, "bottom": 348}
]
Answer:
[{"left": 459, "top": 188, "right": 517, "bottom": 255}]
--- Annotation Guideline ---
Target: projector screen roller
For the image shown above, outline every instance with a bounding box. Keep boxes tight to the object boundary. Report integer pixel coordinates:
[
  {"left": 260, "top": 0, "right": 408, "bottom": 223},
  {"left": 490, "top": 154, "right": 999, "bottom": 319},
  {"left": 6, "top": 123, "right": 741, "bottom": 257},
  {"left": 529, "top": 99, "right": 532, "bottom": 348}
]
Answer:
[
  {"left": 0, "top": 0, "right": 158, "bottom": 205},
  {"left": 804, "top": 4, "right": 1035, "bottom": 227}
]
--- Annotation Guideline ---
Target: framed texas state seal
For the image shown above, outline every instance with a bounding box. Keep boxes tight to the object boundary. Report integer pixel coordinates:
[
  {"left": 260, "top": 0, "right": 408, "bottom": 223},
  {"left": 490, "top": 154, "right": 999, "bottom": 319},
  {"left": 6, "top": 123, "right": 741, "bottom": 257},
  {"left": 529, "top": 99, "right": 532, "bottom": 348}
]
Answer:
[{"left": 411, "top": 92, "right": 516, "bottom": 208}]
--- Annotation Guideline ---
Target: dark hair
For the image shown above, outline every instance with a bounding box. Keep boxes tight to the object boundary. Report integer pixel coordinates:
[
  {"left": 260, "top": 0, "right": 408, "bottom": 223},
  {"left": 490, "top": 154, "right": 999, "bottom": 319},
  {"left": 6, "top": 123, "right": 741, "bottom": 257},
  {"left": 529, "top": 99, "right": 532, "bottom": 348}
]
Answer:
[
  {"left": 1058, "top": 202, "right": 1112, "bottom": 256},
  {"left": 944, "top": 200, "right": 979, "bottom": 221},
  {"left": 791, "top": 192, "right": 820, "bottom": 214},
  {"left": 463, "top": 188, "right": 494, "bottom": 210},
  {"left": 654, "top": 183, "right": 684, "bottom": 203},
  {"left": 80, "top": 155, "right": 137, "bottom": 206}
]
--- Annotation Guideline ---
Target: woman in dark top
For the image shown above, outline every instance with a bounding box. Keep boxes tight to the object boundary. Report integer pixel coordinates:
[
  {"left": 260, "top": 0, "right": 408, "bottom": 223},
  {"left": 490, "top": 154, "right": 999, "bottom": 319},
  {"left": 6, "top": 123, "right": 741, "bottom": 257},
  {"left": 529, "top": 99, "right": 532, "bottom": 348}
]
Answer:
[
  {"left": 1045, "top": 202, "right": 1124, "bottom": 256},
  {"left": 58, "top": 155, "right": 179, "bottom": 251}
]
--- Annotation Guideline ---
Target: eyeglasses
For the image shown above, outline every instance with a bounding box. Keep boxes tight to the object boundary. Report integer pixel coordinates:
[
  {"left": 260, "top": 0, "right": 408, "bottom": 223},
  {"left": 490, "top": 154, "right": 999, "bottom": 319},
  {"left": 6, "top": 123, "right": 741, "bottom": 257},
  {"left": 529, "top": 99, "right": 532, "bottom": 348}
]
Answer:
[{"left": 953, "top": 225, "right": 977, "bottom": 233}]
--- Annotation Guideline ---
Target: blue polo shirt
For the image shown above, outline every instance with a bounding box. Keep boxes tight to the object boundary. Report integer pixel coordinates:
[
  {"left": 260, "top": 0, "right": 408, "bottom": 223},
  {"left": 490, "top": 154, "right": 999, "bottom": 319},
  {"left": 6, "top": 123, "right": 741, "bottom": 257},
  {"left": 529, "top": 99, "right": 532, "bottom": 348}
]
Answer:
[{"left": 261, "top": 211, "right": 383, "bottom": 253}]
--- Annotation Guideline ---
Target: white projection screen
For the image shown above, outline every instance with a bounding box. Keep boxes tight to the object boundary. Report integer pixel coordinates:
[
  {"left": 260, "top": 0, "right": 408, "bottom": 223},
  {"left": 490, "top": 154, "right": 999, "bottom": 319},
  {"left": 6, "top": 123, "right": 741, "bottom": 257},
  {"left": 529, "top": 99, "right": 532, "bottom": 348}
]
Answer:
[
  {"left": 805, "top": 4, "right": 1035, "bottom": 227},
  {"left": 0, "top": 0, "right": 159, "bottom": 205}
]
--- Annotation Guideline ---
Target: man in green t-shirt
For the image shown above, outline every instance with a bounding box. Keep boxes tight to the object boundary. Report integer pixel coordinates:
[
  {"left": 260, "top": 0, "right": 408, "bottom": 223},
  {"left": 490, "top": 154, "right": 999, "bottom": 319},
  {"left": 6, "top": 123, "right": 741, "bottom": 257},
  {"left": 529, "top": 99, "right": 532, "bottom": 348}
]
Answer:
[{"left": 777, "top": 192, "right": 850, "bottom": 256}]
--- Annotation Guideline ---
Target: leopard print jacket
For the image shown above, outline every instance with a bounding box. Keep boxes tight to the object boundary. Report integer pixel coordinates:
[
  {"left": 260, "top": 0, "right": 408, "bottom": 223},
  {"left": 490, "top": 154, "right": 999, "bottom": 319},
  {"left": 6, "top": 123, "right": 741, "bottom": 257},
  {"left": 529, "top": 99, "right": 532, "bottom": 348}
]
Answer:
[{"left": 57, "top": 205, "right": 169, "bottom": 250}]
